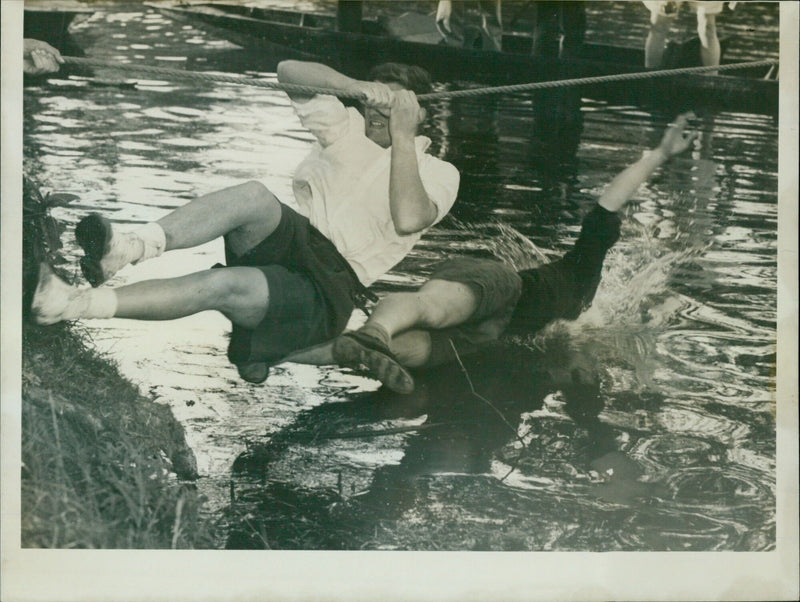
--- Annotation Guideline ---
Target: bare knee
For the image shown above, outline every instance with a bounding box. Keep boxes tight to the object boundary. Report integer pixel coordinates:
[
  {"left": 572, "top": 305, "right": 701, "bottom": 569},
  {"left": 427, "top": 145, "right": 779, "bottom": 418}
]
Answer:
[
  {"left": 416, "top": 279, "right": 478, "bottom": 328},
  {"left": 226, "top": 181, "right": 283, "bottom": 255},
  {"left": 239, "top": 180, "right": 281, "bottom": 219},
  {"left": 207, "top": 267, "right": 269, "bottom": 328}
]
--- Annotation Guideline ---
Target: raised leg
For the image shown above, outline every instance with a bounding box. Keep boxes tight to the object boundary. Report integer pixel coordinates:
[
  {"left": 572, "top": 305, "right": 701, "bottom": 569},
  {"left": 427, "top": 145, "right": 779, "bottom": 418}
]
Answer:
[
  {"left": 330, "top": 279, "right": 479, "bottom": 393},
  {"left": 157, "top": 180, "right": 282, "bottom": 256},
  {"left": 365, "top": 278, "right": 480, "bottom": 338},
  {"left": 77, "top": 180, "right": 283, "bottom": 286},
  {"left": 388, "top": 329, "right": 434, "bottom": 367},
  {"left": 282, "top": 329, "right": 433, "bottom": 368}
]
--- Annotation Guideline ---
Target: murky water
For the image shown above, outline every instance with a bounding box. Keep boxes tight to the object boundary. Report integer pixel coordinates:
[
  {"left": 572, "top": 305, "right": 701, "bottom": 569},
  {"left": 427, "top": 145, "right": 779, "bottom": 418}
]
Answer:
[{"left": 22, "top": 2, "right": 778, "bottom": 550}]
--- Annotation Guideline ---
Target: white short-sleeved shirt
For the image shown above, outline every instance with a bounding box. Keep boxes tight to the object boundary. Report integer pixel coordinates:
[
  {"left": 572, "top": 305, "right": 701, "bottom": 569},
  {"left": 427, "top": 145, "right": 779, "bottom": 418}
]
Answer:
[{"left": 290, "top": 95, "right": 460, "bottom": 286}]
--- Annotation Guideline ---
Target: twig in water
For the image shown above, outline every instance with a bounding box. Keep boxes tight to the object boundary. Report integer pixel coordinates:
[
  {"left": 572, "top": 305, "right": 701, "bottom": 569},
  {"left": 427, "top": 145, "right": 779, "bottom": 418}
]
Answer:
[
  {"left": 304, "top": 422, "right": 446, "bottom": 442},
  {"left": 448, "top": 339, "right": 528, "bottom": 450}
]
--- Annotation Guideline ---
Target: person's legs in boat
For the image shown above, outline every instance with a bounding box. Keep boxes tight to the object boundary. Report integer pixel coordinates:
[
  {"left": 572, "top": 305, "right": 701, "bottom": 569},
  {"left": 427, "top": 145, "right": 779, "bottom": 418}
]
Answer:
[
  {"left": 644, "top": 2, "right": 677, "bottom": 68},
  {"left": 697, "top": 12, "right": 720, "bottom": 68}
]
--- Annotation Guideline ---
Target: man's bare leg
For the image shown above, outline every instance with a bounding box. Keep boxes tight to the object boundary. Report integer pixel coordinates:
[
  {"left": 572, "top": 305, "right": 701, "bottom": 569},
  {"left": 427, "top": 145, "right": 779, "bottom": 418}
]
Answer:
[
  {"left": 114, "top": 267, "right": 269, "bottom": 327},
  {"left": 32, "top": 264, "right": 269, "bottom": 329},
  {"left": 77, "top": 181, "right": 283, "bottom": 285},
  {"left": 156, "top": 181, "right": 282, "bottom": 255},
  {"left": 329, "top": 279, "right": 479, "bottom": 392},
  {"left": 363, "top": 279, "right": 479, "bottom": 338}
]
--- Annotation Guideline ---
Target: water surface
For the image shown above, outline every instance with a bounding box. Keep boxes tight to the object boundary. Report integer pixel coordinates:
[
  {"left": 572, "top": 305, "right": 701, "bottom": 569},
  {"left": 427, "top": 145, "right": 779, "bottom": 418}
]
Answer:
[{"left": 22, "top": 2, "right": 778, "bottom": 550}]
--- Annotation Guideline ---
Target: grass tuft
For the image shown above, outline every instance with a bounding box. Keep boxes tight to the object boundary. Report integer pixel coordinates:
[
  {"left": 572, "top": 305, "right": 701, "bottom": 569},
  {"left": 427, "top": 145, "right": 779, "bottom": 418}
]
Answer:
[{"left": 20, "top": 176, "right": 219, "bottom": 548}]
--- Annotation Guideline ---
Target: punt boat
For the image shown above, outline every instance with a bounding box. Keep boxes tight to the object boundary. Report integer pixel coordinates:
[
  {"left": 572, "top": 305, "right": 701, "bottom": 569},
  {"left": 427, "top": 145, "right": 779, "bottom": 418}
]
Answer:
[
  {"left": 24, "top": 5, "right": 95, "bottom": 56},
  {"left": 147, "top": 1, "right": 778, "bottom": 114}
]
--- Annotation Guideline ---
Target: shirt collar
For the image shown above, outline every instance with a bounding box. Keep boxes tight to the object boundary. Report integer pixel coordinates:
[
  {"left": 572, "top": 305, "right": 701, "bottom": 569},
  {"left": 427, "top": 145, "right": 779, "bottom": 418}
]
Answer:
[{"left": 414, "top": 136, "right": 432, "bottom": 153}]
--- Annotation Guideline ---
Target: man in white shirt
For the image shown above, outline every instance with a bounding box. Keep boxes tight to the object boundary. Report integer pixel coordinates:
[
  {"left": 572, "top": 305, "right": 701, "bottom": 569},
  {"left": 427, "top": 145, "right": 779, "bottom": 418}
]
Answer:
[
  {"left": 327, "top": 114, "right": 698, "bottom": 394},
  {"left": 31, "top": 60, "right": 460, "bottom": 384}
]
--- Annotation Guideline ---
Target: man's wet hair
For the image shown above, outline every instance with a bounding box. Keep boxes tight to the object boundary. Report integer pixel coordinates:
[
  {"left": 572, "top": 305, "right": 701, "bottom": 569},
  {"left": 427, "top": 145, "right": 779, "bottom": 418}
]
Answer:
[{"left": 368, "top": 63, "right": 433, "bottom": 95}]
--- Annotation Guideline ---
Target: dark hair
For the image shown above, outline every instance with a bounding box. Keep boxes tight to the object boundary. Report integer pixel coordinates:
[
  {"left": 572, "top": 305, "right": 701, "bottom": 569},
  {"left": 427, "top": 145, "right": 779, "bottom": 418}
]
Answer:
[{"left": 367, "top": 62, "right": 432, "bottom": 95}]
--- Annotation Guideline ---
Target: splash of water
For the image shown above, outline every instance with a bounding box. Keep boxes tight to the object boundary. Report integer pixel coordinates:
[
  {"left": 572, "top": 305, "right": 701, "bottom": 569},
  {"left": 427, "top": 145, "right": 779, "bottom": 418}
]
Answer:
[{"left": 441, "top": 213, "right": 712, "bottom": 393}]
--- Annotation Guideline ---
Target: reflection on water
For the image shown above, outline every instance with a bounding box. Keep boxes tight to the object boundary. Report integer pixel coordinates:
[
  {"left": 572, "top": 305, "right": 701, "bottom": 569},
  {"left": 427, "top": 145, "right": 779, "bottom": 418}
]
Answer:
[{"left": 22, "top": 3, "right": 777, "bottom": 550}]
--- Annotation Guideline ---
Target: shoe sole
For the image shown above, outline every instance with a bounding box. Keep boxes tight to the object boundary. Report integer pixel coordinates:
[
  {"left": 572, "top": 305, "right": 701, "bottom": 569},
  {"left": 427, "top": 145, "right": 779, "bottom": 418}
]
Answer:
[
  {"left": 75, "top": 213, "right": 111, "bottom": 287},
  {"left": 236, "top": 362, "right": 270, "bottom": 384},
  {"left": 333, "top": 335, "right": 415, "bottom": 394}
]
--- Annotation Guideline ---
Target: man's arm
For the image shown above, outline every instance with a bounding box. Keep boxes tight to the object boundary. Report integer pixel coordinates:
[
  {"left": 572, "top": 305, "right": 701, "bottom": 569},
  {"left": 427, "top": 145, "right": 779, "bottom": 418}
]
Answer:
[
  {"left": 599, "top": 113, "right": 699, "bottom": 212},
  {"left": 276, "top": 60, "right": 394, "bottom": 106},
  {"left": 389, "top": 90, "right": 440, "bottom": 235},
  {"left": 278, "top": 60, "right": 443, "bottom": 235}
]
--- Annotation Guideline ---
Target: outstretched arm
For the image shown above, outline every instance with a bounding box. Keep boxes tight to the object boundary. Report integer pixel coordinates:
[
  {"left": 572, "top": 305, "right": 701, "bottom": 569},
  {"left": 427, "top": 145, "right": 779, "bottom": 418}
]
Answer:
[
  {"left": 276, "top": 60, "right": 394, "bottom": 107},
  {"left": 599, "top": 113, "right": 699, "bottom": 212}
]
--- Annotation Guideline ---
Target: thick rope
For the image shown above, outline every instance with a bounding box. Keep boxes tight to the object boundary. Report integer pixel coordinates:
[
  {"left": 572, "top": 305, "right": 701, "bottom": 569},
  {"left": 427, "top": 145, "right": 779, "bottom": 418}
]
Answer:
[
  {"left": 421, "top": 59, "right": 778, "bottom": 100},
  {"left": 62, "top": 55, "right": 776, "bottom": 101},
  {"left": 62, "top": 56, "right": 360, "bottom": 98}
]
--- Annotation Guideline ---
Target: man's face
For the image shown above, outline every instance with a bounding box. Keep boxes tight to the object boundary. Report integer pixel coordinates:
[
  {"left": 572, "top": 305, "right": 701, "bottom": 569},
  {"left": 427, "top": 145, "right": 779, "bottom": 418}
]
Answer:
[{"left": 363, "top": 81, "right": 405, "bottom": 149}]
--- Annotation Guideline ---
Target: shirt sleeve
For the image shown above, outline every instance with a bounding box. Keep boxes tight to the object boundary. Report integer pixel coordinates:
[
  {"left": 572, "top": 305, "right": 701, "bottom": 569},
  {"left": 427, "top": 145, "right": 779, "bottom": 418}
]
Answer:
[
  {"left": 292, "top": 95, "right": 363, "bottom": 148},
  {"left": 419, "top": 156, "right": 460, "bottom": 224}
]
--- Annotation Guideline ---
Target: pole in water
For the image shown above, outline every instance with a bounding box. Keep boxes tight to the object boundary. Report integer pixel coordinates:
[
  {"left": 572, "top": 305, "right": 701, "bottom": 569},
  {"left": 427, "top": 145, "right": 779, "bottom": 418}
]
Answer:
[{"left": 337, "top": 1, "right": 362, "bottom": 33}]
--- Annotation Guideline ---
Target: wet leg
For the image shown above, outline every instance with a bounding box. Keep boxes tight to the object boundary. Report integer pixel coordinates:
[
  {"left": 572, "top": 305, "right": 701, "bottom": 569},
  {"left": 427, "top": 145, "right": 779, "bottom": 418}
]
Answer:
[
  {"left": 331, "top": 280, "right": 478, "bottom": 393},
  {"left": 281, "top": 329, "right": 432, "bottom": 368},
  {"left": 389, "top": 330, "right": 433, "bottom": 368},
  {"left": 365, "top": 279, "right": 480, "bottom": 339}
]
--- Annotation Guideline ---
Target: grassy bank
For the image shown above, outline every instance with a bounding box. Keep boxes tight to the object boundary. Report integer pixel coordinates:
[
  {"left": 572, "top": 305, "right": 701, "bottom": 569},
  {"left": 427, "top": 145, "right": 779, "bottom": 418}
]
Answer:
[{"left": 20, "top": 178, "right": 219, "bottom": 548}]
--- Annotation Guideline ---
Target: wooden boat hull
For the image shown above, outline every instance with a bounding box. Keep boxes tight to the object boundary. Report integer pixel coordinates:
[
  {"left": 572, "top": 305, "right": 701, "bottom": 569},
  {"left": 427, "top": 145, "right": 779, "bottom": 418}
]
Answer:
[
  {"left": 148, "top": 2, "right": 777, "bottom": 115},
  {"left": 23, "top": 7, "right": 94, "bottom": 56}
]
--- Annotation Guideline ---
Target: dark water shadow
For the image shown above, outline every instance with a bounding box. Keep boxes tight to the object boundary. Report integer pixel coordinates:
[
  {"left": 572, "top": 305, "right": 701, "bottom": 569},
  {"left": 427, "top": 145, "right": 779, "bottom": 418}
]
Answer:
[{"left": 223, "top": 340, "right": 646, "bottom": 550}]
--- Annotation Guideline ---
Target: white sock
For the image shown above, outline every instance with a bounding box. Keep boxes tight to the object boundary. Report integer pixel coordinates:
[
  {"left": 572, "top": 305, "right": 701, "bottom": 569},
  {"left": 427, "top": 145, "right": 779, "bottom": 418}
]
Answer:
[
  {"left": 359, "top": 323, "right": 391, "bottom": 347},
  {"left": 133, "top": 222, "right": 166, "bottom": 264}
]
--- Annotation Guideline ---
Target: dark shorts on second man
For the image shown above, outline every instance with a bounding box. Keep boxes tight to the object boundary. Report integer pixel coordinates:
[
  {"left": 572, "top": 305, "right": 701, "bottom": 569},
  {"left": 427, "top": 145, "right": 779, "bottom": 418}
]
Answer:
[
  {"left": 220, "top": 203, "right": 366, "bottom": 367},
  {"left": 424, "top": 205, "right": 621, "bottom": 366}
]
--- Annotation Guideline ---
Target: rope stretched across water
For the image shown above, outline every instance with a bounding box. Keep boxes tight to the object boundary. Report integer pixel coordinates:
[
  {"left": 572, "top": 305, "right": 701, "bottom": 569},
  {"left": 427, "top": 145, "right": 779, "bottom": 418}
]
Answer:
[{"left": 62, "top": 55, "right": 777, "bottom": 101}]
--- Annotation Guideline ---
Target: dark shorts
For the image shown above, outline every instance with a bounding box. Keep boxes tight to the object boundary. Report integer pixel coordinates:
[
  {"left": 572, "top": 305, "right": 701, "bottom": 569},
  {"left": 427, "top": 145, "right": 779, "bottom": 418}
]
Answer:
[
  {"left": 424, "top": 205, "right": 621, "bottom": 366},
  {"left": 222, "top": 203, "right": 365, "bottom": 366},
  {"left": 424, "top": 258, "right": 522, "bottom": 365}
]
